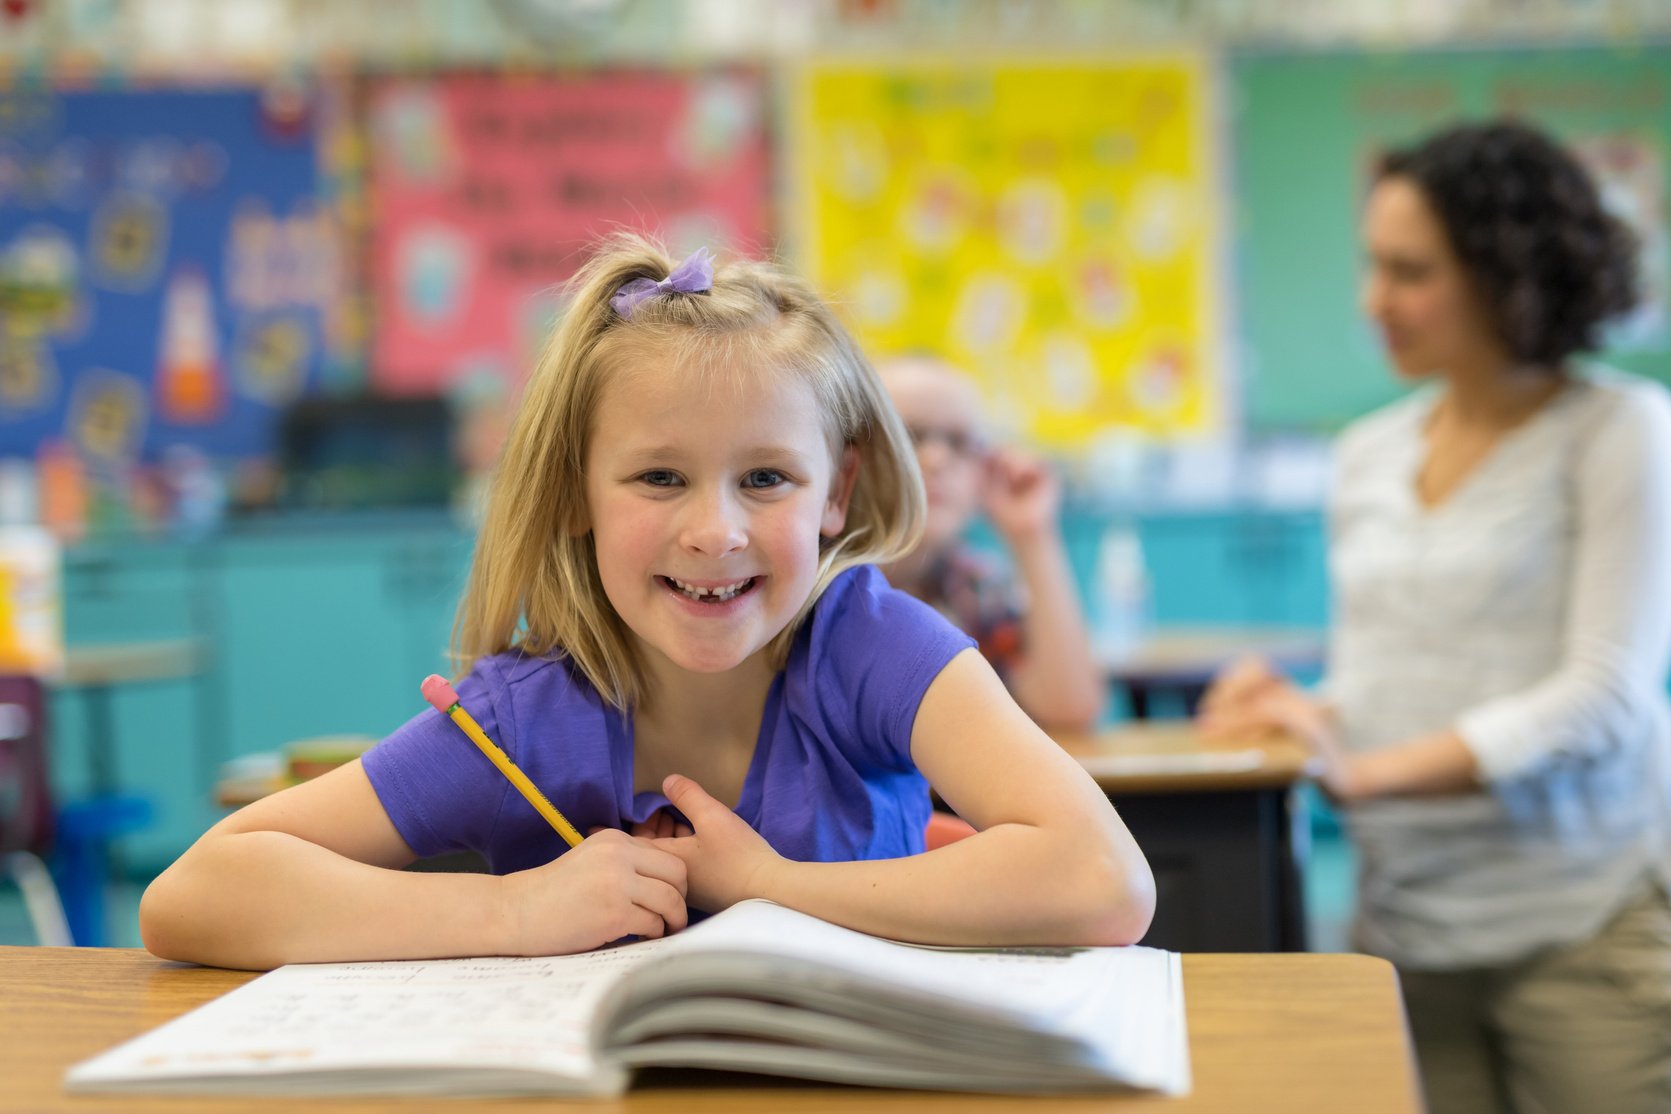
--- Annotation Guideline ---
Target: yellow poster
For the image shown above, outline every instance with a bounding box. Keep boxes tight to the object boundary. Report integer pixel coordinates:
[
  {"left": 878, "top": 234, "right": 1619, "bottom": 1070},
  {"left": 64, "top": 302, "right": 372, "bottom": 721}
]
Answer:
[{"left": 791, "top": 57, "right": 1221, "bottom": 446}]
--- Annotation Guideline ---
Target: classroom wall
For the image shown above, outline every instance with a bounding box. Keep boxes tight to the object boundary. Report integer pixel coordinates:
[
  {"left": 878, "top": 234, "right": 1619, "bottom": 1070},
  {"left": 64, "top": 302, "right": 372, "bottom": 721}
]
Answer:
[
  {"left": 1235, "top": 47, "right": 1671, "bottom": 431},
  {"left": 7, "top": 42, "right": 1669, "bottom": 533}
]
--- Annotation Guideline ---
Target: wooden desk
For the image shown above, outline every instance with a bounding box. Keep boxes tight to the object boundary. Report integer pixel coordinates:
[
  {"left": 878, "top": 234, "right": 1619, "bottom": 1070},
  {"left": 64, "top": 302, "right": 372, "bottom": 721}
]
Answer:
[
  {"left": 58, "top": 638, "right": 207, "bottom": 801},
  {"left": 0, "top": 945, "right": 1422, "bottom": 1113},
  {"left": 59, "top": 639, "right": 205, "bottom": 689},
  {"left": 1054, "top": 723, "right": 1316, "bottom": 954},
  {"left": 1101, "top": 627, "right": 1323, "bottom": 718}
]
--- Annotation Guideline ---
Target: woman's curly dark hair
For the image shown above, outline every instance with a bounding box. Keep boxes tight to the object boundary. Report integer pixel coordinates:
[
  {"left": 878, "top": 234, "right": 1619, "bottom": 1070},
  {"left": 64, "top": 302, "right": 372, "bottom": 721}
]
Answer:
[{"left": 1378, "top": 120, "right": 1640, "bottom": 367}]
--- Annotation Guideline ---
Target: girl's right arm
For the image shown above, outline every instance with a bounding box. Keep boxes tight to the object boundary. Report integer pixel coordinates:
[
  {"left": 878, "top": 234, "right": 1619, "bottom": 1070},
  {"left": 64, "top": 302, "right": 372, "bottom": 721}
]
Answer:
[{"left": 139, "top": 759, "right": 688, "bottom": 970}]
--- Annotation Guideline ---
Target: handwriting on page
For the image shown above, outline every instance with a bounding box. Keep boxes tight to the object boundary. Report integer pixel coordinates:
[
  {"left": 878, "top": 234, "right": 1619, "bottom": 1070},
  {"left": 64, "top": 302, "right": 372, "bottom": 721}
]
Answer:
[{"left": 108, "top": 940, "right": 678, "bottom": 1077}]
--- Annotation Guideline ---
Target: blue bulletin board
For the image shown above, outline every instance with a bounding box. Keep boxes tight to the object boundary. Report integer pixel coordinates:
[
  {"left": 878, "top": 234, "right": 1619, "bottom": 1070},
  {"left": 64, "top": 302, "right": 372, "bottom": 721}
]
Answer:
[{"left": 0, "top": 85, "right": 335, "bottom": 464}]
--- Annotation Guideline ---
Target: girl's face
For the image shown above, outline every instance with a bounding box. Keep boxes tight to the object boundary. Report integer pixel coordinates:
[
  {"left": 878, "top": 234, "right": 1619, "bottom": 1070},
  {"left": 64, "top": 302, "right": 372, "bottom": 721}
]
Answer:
[
  {"left": 584, "top": 356, "right": 859, "bottom": 680},
  {"left": 1360, "top": 176, "right": 1506, "bottom": 380}
]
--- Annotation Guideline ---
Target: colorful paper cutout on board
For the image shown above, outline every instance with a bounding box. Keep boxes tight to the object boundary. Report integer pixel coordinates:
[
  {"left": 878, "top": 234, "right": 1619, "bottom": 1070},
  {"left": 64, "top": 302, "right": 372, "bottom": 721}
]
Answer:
[
  {"left": 234, "top": 314, "right": 311, "bottom": 405},
  {"left": 155, "top": 266, "right": 224, "bottom": 424},
  {"left": 91, "top": 192, "right": 168, "bottom": 293},
  {"left": 0, "top": 224, "right": 82, "bottom": 339},
  {"left": 69, "top": 369, "right": 146, "bottom": 464},
  {"left": 367, "top": 70, "right": 772, "bottom": 395},
  {"left": 791, "top": 58, "right": 1223, "bottom": 447},
  {"left": 0, "top": 335, "right": 55, "bottom": 413}
]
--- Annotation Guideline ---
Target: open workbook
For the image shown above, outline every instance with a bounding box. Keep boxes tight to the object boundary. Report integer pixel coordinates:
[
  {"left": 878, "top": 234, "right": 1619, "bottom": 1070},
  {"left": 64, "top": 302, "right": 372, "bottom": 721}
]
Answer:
[{"left": 66, "top": 899, "right": 1190, "bottom": 1098}]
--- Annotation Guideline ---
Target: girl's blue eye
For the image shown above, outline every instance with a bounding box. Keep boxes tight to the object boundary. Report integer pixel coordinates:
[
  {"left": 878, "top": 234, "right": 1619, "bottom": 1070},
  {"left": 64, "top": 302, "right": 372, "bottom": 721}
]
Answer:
[
  {"left": 640, "top": 470, "right": 680, "bottom": 487},
  {"left": 743, "top": 469, "right": 786, "bottom": 489}
]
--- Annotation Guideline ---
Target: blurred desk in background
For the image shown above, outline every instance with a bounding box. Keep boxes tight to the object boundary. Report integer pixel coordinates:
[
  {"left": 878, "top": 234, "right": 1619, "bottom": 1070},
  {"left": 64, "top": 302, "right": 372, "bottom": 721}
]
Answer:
[
  {"left": 212, "top": 737, "right": 376, "bottom": 810},
  {"left": 212, "top": 761, "right": 287, "bottom": 805},
  {"left": 60, "top": 640, "right": 205, "bottom": 799},
  {"left": 1100, "top": 626, "right": 1324, "bottom": 718},
  {"left": 50, "top": 639, "right": 206, "bottom": 946},
  {"left": 1053, "top": 721, "right": 1316, "bottom": 953}
]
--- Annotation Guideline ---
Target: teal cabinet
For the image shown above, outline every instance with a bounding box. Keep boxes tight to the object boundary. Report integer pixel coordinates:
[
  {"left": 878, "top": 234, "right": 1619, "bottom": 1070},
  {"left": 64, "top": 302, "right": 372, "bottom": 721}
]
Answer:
[
  {"left": 211, "top": 525, "right": 472, "bottom": 759},
  {"left": 53, "top": 519, "right": 473, "bottom": 872},
  {"left": 1058, "top": 507, "right": 1329, "bottom": 630},
  {"left": 59, "top": 541, "right": 203, "bottom": 646},
  {"left": 1138, "top": 515, "right": 1257, "bottom": 625},
  {"left": 1157, "top": 511, "right": 1327, "bottom": 628}
]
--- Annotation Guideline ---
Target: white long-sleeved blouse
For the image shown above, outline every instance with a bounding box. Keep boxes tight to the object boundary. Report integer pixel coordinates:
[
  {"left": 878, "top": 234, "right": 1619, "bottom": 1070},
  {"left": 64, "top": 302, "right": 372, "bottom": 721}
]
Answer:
[{"left": 1325, "top": 367, "right": 1671, "bottom": 969}]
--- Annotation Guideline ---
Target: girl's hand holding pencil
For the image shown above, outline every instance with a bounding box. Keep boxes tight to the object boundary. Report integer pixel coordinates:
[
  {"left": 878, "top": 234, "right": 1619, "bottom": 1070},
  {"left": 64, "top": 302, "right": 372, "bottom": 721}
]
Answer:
[
  {"left": 421, "top": 675, "right": 689, "bottom": 951},
  {"left": 425, "top": 674, "right": 783, "bottom": 925},
  {"left": 497, "top": 830, "right": 690, "bottom": 953}
]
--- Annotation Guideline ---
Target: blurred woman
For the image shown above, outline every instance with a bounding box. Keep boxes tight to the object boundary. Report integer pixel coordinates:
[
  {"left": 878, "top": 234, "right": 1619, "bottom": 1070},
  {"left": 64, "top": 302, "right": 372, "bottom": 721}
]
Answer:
[{"left": 1200, "top": 121, "right": 1671, "bottom": 1114}]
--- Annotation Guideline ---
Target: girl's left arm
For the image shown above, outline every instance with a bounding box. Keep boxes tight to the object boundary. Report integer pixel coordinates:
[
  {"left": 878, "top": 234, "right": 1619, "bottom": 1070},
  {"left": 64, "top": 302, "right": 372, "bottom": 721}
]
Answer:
[{"left": 661, "top": 648, "right": 1155, "bottom": 946}]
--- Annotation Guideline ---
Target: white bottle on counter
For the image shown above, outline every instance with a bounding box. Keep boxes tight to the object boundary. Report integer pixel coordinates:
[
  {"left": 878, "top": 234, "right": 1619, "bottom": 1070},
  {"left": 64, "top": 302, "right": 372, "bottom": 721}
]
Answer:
[{"left": 1092, "top": 523, "right": 1151, "bottom": 663}]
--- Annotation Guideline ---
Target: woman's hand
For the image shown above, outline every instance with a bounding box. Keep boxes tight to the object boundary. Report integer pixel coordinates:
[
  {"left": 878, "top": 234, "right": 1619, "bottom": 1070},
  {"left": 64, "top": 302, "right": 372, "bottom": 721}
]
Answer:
[
  {"left": 1197, "top": 657, "right": 1367, "bottom": 800},
  {"left": 1196, "top": 655, "right": 1294, "bottom": 740},
  {"left": 650, "top": 774, "right": 784, "bottom": 914},
  {"left": 1220, "top": 681, "right": 1365, "bottom": 802},
  {"left": 497, "top": 828, "right": 688, "bottom": 955}
]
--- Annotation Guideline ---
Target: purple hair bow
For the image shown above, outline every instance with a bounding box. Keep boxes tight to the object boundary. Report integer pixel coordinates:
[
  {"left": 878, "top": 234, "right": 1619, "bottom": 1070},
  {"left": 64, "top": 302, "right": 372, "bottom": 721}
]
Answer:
[{"left": 610, "top": 247, "right": 715, "bottom": 319}]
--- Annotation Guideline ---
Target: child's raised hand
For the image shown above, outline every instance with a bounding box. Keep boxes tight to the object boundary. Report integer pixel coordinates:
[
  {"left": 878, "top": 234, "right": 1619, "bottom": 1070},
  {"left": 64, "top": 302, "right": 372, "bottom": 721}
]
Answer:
[
  {"left": 651, "top": 774, "right": 783, "bottom": 914},
  {"left": 498, "top": 828, "right": 688, "bottom": 954},
  {"left": 982, "top": 447, "right": 1061, "bottom": 545}
]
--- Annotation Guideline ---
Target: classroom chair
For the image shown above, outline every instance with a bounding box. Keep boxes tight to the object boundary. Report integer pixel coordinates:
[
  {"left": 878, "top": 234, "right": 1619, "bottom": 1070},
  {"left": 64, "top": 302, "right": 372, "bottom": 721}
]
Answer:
[{"left": 0, "top": 675, "right": 71, "bottom": 945}]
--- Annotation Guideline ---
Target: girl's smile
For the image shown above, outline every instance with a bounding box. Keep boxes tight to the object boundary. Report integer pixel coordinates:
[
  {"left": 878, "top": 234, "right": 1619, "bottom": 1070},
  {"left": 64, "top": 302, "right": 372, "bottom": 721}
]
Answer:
[{"left": 659, "top": 575, "right": 762, "bottom": 607}]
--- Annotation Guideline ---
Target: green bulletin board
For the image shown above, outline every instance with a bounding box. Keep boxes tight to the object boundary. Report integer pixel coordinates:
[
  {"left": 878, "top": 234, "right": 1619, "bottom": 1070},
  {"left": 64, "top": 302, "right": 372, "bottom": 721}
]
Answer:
[{"left": 1232, "top": 47, "right": 1671, "bottom": 432}]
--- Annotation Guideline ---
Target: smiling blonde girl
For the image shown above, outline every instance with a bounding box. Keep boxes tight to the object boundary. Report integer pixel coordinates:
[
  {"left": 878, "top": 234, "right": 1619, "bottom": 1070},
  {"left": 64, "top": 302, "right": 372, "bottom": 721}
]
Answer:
[{"left": 141, "top": 233, "right": 1153, "bottom": 970}]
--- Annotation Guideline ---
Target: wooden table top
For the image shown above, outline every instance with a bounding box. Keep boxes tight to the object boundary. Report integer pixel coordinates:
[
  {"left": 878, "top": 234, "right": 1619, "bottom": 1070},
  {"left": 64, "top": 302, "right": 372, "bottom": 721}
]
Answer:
[
  {"left": 1051, "top": 721, "right": 1316, "bottom": 794},
  {"left": 0, "top": 945, "right": 1421, "bottom": 1113},
  {"left": 56, "top": 639, "right": 204, "bottom": 688}
]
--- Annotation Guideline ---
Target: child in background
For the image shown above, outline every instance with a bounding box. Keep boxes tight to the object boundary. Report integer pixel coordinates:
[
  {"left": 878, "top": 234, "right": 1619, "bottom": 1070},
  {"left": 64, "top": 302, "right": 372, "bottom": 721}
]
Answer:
[
  {"left": 879, "top": 356, "right": 1103, "bottom": 731},
  {"left": 140, "top": 235, "right": 1153, "bottom": 970}
]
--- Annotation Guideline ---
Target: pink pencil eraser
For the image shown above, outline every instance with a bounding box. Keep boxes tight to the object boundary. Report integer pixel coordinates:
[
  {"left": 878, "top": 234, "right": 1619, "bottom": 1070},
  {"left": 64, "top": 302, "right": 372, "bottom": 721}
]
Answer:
[{"left": 421, "top": 674, "right": 460, "bottom": 713}]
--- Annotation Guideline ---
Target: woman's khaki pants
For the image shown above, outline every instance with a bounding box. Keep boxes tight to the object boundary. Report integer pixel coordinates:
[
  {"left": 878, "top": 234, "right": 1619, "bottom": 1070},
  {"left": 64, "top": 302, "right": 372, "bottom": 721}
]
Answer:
[{"left": 1397, "top": 878, "right": 1671, "bottom": 1114}]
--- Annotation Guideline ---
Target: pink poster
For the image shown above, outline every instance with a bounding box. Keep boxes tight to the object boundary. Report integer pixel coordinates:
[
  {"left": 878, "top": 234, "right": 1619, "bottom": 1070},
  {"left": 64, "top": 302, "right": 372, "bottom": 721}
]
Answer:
[{"left": 368, "top": 71, "right": 771, "bottom": 395}]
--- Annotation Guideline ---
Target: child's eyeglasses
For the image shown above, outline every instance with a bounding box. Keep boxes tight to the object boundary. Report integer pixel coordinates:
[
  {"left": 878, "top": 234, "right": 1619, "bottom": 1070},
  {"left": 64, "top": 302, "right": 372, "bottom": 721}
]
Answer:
[{"left": 906, "top": 425, "right": 986, "bottom": 460}]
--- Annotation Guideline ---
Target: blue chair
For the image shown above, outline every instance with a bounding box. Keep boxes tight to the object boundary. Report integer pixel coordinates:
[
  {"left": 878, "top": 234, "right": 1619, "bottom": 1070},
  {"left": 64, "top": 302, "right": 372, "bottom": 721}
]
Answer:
[{"left": 53, "top": 793, "right": 153, "bottom": 946}]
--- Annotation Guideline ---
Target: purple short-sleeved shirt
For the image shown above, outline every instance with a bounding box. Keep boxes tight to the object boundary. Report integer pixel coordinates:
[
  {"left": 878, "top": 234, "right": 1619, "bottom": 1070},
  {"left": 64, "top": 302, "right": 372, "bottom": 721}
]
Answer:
[{"left": 362, "top": 565, "right": 974, "bottom": 874}]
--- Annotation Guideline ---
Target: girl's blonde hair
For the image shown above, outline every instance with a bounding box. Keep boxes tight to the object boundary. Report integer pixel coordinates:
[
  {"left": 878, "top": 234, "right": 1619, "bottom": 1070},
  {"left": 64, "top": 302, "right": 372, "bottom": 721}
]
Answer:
[{"left": 453, "top": 231, "right": 925, "bottom": 708}]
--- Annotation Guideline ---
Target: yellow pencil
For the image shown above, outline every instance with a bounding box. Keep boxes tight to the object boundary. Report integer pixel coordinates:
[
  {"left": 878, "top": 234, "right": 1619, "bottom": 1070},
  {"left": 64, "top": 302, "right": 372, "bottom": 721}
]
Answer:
[{"left": 421, "top": 674, "right": 584, "bottom": 848}]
